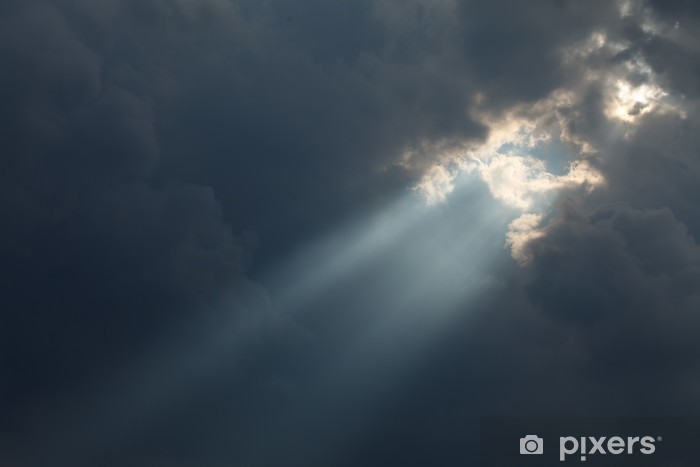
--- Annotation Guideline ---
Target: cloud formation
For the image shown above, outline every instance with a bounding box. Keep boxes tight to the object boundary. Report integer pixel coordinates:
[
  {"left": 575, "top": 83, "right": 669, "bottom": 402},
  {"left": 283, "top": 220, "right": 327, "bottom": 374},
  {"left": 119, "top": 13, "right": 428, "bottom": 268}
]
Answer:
[{"left": 2, "top": 0, "right": 700, "bottom": 466}]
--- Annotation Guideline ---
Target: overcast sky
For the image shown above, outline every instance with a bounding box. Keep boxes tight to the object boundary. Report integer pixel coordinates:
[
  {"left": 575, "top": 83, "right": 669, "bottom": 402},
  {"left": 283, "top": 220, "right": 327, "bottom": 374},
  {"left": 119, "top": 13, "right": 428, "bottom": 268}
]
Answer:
[{"left": 2, "top": 0, "right": 700, "bottom": 465}]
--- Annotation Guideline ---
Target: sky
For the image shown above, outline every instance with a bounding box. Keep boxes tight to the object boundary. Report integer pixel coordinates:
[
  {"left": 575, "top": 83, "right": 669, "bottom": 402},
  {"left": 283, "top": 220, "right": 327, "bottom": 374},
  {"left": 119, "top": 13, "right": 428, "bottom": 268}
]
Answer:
[{"left": 2, "top": 0, "right": 700, "bottom": 465}]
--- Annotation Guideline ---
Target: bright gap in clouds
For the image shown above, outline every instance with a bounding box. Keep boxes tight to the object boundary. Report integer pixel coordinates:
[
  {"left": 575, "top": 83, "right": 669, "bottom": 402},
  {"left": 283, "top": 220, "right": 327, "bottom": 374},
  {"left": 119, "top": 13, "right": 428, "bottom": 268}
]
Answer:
[
  {"left": 415, "top": 118, "right": 605, "bottom": 263},
  {"left": 414, "top": 25, "right": 684, "bottom": 264}
]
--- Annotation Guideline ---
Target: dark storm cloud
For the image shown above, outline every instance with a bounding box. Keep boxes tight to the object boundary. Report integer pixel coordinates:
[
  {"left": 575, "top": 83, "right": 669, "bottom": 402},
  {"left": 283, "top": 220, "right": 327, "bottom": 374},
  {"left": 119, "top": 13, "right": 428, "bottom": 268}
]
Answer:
[
  {"left": 607, "top": 1, "right": 700, "bottom": 101},
  {"left": 487, "top": 103, "right": 700, "bottom": 415},
  {"left": 453, "top": 201, "right": 700, "bottom": 421},
  {"left": 0, "top": 5, "right": 300, "bottom": 465},
  {"left": 38, "top": 0, "right": 484, "bottom": 264},
  {"left": 457, "top": 0, "right": 617, "bottom": 108},
  {"left": 457, "top": 0, "right": 700, "bottom": 420},
  {"left": 3, "top": 0, "right": 700, "bottom": 466},
  {"left": 456, "top": 0, "right": 700, "bottom": 423}
]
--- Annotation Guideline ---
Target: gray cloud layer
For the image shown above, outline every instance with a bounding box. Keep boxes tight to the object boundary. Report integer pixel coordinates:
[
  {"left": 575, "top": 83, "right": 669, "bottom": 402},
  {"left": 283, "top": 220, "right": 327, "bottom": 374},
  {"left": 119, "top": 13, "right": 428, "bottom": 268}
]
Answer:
[{"left": 2, "top": 0, "right": 700, "bottom": 466}]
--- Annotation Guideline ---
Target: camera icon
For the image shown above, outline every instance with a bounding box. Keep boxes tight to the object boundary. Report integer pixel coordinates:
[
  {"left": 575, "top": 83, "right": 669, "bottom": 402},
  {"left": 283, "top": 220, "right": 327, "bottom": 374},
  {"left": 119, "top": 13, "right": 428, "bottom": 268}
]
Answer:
[{"left": 520, "top": 435, "right": 543, "bottom": 455}]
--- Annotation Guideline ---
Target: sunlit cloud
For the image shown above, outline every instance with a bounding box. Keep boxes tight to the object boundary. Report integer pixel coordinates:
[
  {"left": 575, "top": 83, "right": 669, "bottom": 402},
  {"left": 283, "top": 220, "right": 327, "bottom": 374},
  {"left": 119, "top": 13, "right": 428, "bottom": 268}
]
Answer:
[
  {"left": 412, "top": 106, "right": 604, "bottom": 263},
  {"left": 414, "top": 164, "right": 458, "bottom": 204},
  {"left": 413, "top": 110, "right": 555, "bottom": 205},
  {"left": 505, "top": 213, "right": 545, "bottom": 264},
  {"left": 412, "top": 6, "right": 692, "bottom": 264},
  {"left": 603, "top": 61, "right": 675, "bottom": 123},
  {"left": 466, "top": 156, "right": 604, "bottom": 210}
]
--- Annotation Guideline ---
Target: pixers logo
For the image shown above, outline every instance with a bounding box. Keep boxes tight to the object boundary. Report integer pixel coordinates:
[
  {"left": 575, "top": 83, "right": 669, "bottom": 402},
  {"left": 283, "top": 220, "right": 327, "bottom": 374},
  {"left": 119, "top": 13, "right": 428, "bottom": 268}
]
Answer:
[{"left": 559, "top": 435, "right": 657, "bottom": 461}]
